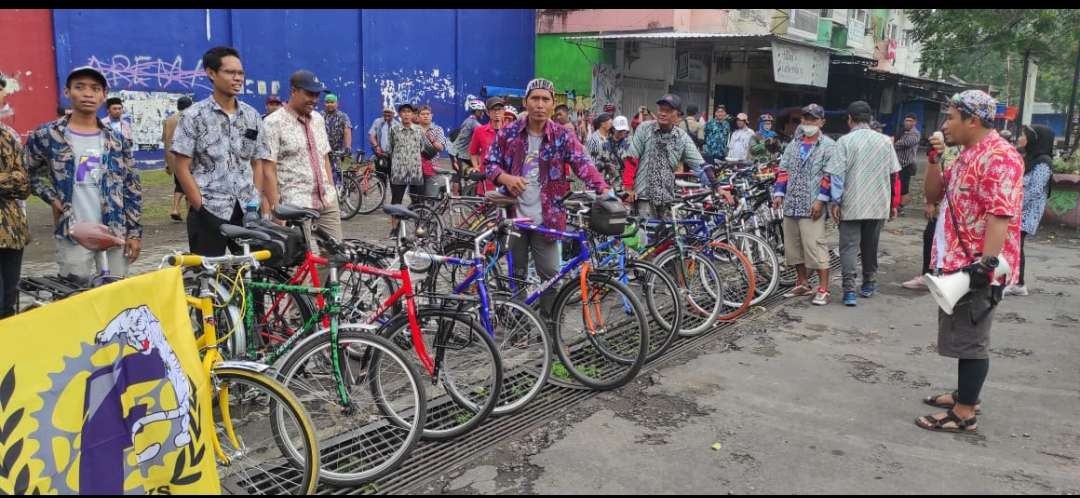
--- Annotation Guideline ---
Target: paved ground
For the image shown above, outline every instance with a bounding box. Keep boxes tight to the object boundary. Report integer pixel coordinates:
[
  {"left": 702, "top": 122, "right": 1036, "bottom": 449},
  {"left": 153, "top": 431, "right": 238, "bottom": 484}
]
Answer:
[
  {"left": 414, "top": 163, "right": 1080, "bottom": 495},
  {"left": 18, "top": 158, "right": 1080, "bottom": 494}
]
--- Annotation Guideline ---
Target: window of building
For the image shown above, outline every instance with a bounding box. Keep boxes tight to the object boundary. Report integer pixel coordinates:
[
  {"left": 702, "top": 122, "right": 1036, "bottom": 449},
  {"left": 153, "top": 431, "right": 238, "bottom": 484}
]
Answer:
[
  {"left": 791, "top": 9, "right": 820, "bottom": 37},
  {"left": 847, "top": 9, "right": 868, "bottom": 40}
]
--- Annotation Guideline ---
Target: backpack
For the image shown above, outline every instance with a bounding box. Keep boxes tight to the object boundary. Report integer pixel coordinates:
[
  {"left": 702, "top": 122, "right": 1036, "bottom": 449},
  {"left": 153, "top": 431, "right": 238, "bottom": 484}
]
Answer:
[{"left": 448, "top": 126, "right": 462, "bottom": 143}]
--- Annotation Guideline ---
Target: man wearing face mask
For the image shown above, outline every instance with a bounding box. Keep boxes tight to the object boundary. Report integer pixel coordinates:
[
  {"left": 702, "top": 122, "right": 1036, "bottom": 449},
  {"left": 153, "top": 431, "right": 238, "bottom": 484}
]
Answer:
[{"left": 771, "top": 104, "right": 837, "bottom": 305}]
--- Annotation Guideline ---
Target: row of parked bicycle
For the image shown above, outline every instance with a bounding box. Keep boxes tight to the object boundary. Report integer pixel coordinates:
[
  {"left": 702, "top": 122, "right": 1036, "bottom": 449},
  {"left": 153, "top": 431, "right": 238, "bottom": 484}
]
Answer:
[{"left": 19, "top": 158, "right": 796, "bottom": 494}]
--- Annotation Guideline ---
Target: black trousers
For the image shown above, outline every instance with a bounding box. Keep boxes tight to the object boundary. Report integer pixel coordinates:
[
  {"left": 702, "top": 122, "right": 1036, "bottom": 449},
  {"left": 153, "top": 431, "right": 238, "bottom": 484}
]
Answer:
[
  {"left": 922, "top": 217, "right": 937, "bottom": 275},
  {"left": 390, "top": 184, "right": 424, "bottom": 205},
  {"left": 0, "top": 248, "right": 22, "bottom": 318},
  {"left": 1019, "top": 232, "right": 1028, "bottom": 285},
  {"left": 187, "top": 203, "right": 244, "bottom": 256}
]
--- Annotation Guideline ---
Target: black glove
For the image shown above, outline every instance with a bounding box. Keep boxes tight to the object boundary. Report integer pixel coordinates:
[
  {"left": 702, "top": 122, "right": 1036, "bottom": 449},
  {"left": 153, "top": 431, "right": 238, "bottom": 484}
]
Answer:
[{"left": 963, "top": 258, "right": 995, "bottom": 290}]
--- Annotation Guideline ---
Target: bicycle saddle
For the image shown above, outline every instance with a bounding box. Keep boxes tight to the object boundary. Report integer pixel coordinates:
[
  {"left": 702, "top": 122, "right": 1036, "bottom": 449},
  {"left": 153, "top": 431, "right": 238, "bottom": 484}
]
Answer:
[
  {"left": 484, "top": 190, "right": 519, "bottom": 207},
  {"left": 382, "top": 204, "right": 420, "bottom": 220},
  {"left": 273, "top": 204, "right": 321, "bottom": 221},
  {"left": 220, "top": 224, "right": 272, "bottom": 241}
]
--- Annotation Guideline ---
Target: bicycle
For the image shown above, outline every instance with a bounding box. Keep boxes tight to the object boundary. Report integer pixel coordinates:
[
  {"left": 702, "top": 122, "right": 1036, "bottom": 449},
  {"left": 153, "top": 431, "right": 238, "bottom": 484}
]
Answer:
[
  {"left": 164, "top": 246, "right": 321, "bottom": 494},
  {"left": 249, "top": 204, "right": 505, "bottom": 442},
  {"left": 179, "top": 220, "right": 428, "bottom": 486},
  {"left": 464, "top": 191, "right": 651, "bottom": 390},
  {"left": 354, "top": 150, "right": 389, "bottom": 215},
  {"left": 331, "top": 149, "right": 364, "bottom": 220}
]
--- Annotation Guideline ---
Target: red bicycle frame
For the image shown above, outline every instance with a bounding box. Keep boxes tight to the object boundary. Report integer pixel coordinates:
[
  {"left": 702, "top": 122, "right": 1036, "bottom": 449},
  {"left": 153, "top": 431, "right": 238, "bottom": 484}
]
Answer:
[{"left": 265, "top": 249, "right": 437, "bottom": 375}]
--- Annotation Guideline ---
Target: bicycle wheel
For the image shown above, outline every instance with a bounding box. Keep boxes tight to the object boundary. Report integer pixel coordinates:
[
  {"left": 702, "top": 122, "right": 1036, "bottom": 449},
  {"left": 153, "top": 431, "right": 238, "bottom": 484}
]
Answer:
[
  {"left": 725, "top": 232, "right": 780, "bottom": 305},
  {"left": 652, "top": 249, "right": 723, "bottom": 337},
  {"left": 338, "top": 174, "right": 363, "bottom": 221},
  {"left": 211, "top": 367, "right": 319, "bottom": 495},
  {"left": 403, "top": 202, "right": 444, "bottom": 248},
  {"left": 487, "top": 297, "right": 550, "bottom": 415},
  {"left": 248, "top": 267, "right": 317, "bottom": 348},
  {"left": 276, "top": 327, "right": 426, "bottom": 486},
  {"left": 357, "top": 171, "right": 387, "bottom": 215},
  {"left": 375, "top": 307, "right": 503, "bottom": 440},
  {"left": 550, "top": 272, "right": 649, "bottom": 390},
  {"left": 618, "top": 260, "right": 681, "bottom": 363},
  {"left": 702, "top": 241, "right": 757, "bottom": 321}
]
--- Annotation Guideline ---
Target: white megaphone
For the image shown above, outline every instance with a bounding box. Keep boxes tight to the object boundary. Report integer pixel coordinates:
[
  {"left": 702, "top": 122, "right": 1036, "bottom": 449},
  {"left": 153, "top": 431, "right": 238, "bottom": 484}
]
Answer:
[{"left": 925, "top": 256, "right": 1010, "bottom": 315}]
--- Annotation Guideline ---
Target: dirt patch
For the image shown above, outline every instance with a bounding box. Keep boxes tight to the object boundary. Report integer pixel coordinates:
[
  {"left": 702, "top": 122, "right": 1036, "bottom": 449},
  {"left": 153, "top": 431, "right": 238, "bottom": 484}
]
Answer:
[
  {"left": 998, "top": 312, "right": 1028, "bottom": 324},
  {"left": 599, "top": 377, "right": 716, "bottom": 430},
  {"left": 990, "top": 347, "right": 1034, "bottom": 359},
  {"left": 834, "top": 354, "right": 930, "bottom": 389},
  {"left": 1037, "top": 276, "right": 1080, "bottom": 286}
]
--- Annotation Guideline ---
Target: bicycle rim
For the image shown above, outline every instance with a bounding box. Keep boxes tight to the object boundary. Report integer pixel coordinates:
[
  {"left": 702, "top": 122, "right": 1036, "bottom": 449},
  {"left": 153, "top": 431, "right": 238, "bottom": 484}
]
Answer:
[
  {"left": 704, "top": 242, "right": 757, "bottom": 321},
  {"left": 357, "top": 174, "right": 386, "bottom": 215},
  {"left": 551, "top": 273, "right": 648, "bottom": 390},
  {"left": 339, "top": 176, "right": 363, "bottom": 220},
  {"left": 654, "top": 250, "right": 722, "bottom": 336},
  {"left": 376, "top": 309, "right": 503, "bottom": 440},
  {"left": 726, "top": 232, "right": 780, "bottom": 304},
  {"left": 278, "top": 328, "right": 425, "bottom": 486},
  {"left": 212, "top": 368, "right": 319, "bottom": 495},
  {"left": 488, "top": 298, "right": 551, "bottom": 415},
  {"left": 622, "top": 261, "right": 681, "bottom": 363}
]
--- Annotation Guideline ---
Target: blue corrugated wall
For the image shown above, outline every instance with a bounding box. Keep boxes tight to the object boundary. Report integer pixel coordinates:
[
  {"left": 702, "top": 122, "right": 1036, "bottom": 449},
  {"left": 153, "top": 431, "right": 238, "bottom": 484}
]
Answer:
[{"left": 51, "top": 9, "right": 535, "bottom": 166}]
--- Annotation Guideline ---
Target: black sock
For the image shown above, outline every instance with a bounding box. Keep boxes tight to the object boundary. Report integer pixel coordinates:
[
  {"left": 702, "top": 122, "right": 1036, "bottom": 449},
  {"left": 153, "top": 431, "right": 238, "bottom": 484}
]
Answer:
[{"left": 957, "top": 358, "right": 989, "bottom": 406}]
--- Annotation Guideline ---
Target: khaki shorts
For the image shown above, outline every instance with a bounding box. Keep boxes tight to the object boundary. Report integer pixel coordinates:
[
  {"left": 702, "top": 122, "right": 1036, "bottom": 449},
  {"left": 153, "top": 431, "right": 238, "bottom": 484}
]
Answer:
[{"left": 782, "top": 216, "right": 829, "bottom": 270}]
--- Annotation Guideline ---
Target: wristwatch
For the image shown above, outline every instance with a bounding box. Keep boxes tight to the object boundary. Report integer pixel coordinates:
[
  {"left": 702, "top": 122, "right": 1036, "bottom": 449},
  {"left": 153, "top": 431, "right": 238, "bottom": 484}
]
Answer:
[{"left": 979, "top": 255, "right": 999, "bottom": 269}]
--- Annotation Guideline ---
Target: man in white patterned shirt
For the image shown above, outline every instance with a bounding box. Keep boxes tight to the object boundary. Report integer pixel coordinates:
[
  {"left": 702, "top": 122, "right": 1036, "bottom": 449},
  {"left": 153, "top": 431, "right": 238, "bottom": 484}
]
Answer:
[{"left": 260, "top": 69, "right": 342, "bottom": 241}]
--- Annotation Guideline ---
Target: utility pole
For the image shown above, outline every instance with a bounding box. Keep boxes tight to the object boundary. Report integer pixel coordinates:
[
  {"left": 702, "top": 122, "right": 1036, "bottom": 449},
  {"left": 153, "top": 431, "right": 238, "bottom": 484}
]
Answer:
[
  {"left": 1065, "top": 37, "right": 1080, "bottom": 153},
  {"left": 1017, "top": 48, "right": 1031, "bottom": 128}
]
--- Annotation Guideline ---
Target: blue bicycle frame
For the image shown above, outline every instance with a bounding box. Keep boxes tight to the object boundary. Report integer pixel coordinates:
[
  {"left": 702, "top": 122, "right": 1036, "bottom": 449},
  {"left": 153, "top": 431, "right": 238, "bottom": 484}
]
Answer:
[{"left": 501, "top": 219, "right": 591, "bottom": 307}]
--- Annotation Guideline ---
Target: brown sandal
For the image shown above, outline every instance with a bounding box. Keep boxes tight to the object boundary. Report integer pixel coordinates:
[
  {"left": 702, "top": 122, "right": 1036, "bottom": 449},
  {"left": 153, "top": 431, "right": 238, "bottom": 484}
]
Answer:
[
  {"left": 915, "top": 408, "right": 977, "bottom": 433},
  {"left": 923, "top": 390, "right": 981, "bottom": 413}
]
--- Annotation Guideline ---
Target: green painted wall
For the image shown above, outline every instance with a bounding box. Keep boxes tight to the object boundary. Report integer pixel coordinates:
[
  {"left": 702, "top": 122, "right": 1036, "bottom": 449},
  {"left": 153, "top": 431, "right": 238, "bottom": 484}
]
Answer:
[{"left": 535, "top": 34, "right": 602, "bottom": 98}]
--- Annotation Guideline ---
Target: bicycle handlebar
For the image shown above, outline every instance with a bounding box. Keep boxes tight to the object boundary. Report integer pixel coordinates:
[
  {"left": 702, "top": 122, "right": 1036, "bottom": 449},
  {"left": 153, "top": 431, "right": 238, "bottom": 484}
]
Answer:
[{"left": 166, "top": 250, "right": 271, "bottom": 268}]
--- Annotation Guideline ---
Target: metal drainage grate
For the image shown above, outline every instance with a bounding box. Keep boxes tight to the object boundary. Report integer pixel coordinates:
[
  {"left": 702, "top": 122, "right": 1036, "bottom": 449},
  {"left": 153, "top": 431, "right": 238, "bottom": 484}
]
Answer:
[{"left": 287, "top": 257, "right": 840, "bottom": 495}]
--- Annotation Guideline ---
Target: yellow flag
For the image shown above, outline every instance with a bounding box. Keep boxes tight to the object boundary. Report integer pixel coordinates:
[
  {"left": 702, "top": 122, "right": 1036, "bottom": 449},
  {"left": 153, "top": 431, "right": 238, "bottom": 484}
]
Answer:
[{"left": 0, "top": 267, "right": 220, "bottom": 495}]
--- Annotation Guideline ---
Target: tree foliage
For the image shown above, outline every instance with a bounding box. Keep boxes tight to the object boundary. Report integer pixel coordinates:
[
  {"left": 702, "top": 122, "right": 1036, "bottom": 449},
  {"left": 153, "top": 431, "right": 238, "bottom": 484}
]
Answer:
[{"left": 909, "top": 9, "right": 1080, "bottom": 111}]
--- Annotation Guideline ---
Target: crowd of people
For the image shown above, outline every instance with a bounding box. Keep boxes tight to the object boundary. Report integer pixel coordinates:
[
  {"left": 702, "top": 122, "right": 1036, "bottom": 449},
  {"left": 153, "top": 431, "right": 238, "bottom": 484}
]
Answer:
[{"left": 0, "top": 45, "right": 1062, "bottom": 436}]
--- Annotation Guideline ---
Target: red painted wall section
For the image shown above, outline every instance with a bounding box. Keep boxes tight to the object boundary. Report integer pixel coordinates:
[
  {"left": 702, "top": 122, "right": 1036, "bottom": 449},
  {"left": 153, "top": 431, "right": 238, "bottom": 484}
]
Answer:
[{"left": 0, "top": 9, "right": 59, "bottom": 140}]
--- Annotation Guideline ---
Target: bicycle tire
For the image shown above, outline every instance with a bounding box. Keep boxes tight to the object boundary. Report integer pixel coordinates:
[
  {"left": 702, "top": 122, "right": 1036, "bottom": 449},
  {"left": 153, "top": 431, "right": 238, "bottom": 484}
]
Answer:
[
  {"left": 550, "top": 272, "right": 649, "bottom": 390},
  {"left": 404, "top": 202, "right": 444, "bottom": 248},
  {"left": 373, "top": 308, "right": 503, "bottom": 440},
  {"left": 702, "top": 241, "right": 757, "bottom": 321},
  {"left": 338, "top": 174, "right": 364, "bottom": 221},
  {"left": 356, "top": 172, "right": 387, "bottom": 215},
  {"left": 484, "top": 297, "right": 551, "bottom": 416},
  {"left": 619, "top": 260, "right": 682, "bottom": 363},
  {"left": 724, "top": 231, "right": 780, "bottom": 305},
  {"left": 211, "top": 367, "right": 320, "bottom": 495},
  {"left": 651, "top": 249, "right": 723, "bottom": 337},
  {"left": 275, "top": 327, "right": 426, "bottom": 486}
]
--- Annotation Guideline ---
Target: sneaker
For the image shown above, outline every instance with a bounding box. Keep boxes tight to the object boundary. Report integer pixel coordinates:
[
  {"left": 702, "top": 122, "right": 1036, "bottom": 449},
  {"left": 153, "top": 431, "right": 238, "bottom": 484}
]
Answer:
[
  {"left": 843, "top": 291, "right": 857, "bottom": 307},
  {"left": 812, "top": 288, "right": 830, "bottom": 306},
  {"left": 860, "top": 282, "right": 877, "bottom": 298},
  {"left": 1004, "top": 284, "right": 1029, "bottom": 296},
  {"left": 902, "top": 275, "right": 928, "bottom": 290}
]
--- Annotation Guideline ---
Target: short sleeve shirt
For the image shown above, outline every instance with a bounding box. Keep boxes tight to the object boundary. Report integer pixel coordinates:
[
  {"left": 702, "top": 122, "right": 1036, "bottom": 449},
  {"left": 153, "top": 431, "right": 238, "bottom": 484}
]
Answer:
[
  {"left": 171, "top": 97, "right": 268, "bottom": 220},
  {"left": 824, "top": 126, "right": 902, "bottom": 220},
  {"left": 323, "top": 109, "right": 352, "bottom": 152},
  {"left": 262, "top": 108, "right": 336, "bottom": 210},
  {"left": 930, "top": 131, "right": 1023, "bottom": 283}
]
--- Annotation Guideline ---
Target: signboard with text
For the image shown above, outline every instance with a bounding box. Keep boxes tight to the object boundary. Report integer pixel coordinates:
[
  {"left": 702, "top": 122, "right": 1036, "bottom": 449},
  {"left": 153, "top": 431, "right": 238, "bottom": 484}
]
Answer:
[{"left": 771, "top": 40, "right": 829, "bottom": 88}]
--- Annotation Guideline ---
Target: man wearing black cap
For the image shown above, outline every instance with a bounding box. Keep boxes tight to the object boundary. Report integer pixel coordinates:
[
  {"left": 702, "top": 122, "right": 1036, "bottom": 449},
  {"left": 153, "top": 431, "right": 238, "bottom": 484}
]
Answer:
[
  {"left": 260, "top": 70, "right": 342, "bottom": 241},
  {"left": 25, "top": 66, "right": 143, "bottom": 280},
  {"left": 162, "top": 95, "right": 193, "bottom": 221},
  {"left": 894, "top": 112, "right": 921, "bottom": 213},
  {"left": 823, "top": 100, "right": 902, "bottom": 306},
  {"left": 172, "top": 46, "right": 269, "bottom": 256},
  {"left": 103, "top": 96, "right": 133, "bottom": 148},
  {"left": 622, "top": 93, "right": 723, "bottom": 217},
  {"left": 386, "top": 102, "right": 425, "bottom": 235}
]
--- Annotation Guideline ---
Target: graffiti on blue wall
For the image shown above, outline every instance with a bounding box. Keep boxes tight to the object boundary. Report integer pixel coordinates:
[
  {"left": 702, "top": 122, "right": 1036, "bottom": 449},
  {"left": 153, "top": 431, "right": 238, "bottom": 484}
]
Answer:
[
  {"left": 373, "top": 69, "right": 455, "bottom": 110},
  {"left": 87, "top": 55, "right": 210, "bottom": 91}
]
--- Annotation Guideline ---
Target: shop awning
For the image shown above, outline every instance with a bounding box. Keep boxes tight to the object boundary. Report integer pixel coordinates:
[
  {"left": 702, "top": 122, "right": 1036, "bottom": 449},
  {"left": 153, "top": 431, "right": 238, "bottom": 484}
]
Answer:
[{"left": 562, "top": 31, "right": 836, "bottom": 53}]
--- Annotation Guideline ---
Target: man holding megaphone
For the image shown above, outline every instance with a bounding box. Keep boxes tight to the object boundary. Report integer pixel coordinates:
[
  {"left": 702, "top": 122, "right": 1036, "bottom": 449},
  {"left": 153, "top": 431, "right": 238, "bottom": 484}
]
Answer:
[{"left": 915, "top": 90, "right": 1024, "bottom": 434}]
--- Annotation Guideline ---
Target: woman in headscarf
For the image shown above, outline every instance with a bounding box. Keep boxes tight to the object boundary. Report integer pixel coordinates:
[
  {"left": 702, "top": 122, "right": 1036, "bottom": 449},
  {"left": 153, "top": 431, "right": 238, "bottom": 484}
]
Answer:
[
  {"left": 750, "top": 113, "right": 781, "bottom": 164},
  {"left": 1005, "top": 124, "right": 1055, "bottom": 296}
]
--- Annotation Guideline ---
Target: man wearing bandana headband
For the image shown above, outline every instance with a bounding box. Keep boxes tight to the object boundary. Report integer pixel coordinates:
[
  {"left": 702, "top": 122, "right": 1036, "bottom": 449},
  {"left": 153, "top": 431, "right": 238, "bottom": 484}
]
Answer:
[
  {"left": 915, "top": 89, "right": 1023, "bottom": 434},
  {"left": 484, "top": 78, "right": 610, "bottom": 318}
]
